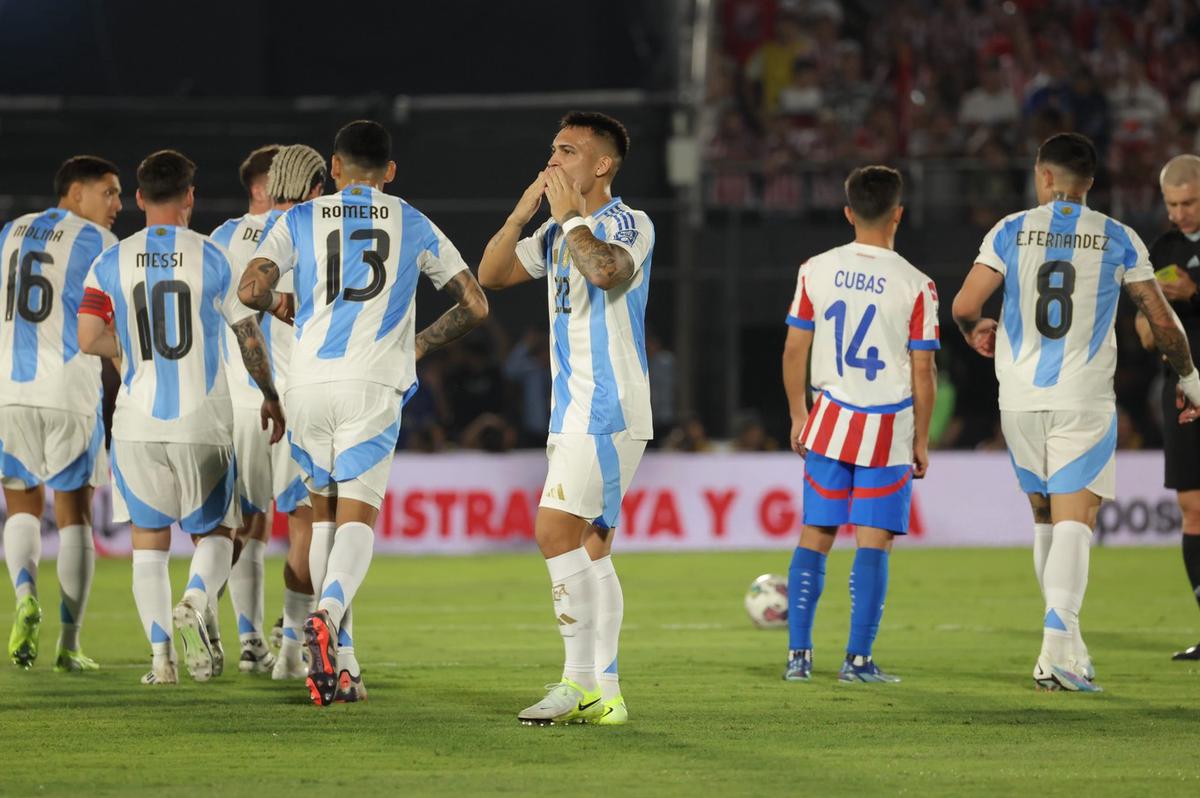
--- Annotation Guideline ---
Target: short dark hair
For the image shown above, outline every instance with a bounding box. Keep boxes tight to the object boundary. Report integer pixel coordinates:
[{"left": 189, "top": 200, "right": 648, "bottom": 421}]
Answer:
[
  {"left": 559, "top": 111, "right": 630, "bottom": 161},
  {"left": 54, "top": 156, "right": 119, "bottom": 198},
  {"left": 334, "top": 120, "right": 391, "bottom": 171},
  {"left": 1036, "top": 133, "right": 1097, "bottom": 182},
  {"left": 845, "top": 165, "right": 903, "bottom": 222},
  {"left": 137, "top": 150, "right": 196, "bottom": 203},
  {"left": 239, "top": 145, "right": 280, "bottom": 196}
]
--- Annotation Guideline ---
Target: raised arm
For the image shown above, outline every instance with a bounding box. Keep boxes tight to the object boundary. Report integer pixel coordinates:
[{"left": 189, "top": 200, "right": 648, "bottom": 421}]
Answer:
[
  {"left": 782, "top": 326, "right": 814, "bottom": 456},
  {"left": 414, "top": 270, "right": 489, "bottom": 362},
  {"left": 545, "top": 169, "right": 634, "bottom": 290},
  {"left": 951, "top": 263, "right": 1005, "bottom": 357},
  {"left": 910, "top": 349, "right": 937, "bottom": 478},
  {"left": 230, "top": 316, "right": 286, "bottom": 443},
  {"left": 478, "top": 172, "right": 545, "bottom": 290}
]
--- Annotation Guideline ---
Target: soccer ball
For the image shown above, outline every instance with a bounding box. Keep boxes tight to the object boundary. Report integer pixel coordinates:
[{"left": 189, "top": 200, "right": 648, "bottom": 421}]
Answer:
[{"left": 744, "top": 574, "right": 788, "bottom": 629}]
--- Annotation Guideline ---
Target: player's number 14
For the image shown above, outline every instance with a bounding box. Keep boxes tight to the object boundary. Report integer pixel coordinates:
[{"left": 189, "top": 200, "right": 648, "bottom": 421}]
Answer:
[{"left": 824, "top": 300, "right": 885, "bottom": 381}]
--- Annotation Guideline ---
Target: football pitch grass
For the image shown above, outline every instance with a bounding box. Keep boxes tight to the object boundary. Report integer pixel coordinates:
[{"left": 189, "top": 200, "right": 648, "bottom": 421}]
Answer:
[{"left": 1, "top": 548, "right": 1199, "bottom": 796}]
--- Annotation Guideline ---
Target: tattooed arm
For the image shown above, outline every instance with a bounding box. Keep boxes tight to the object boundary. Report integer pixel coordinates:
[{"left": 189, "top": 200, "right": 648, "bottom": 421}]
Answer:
[
  {"left": 237, "top": 257, "right": 293, "bottom": 324},
  {"left": 1126, "top": 279, "right": 1195, "bottom": 378},
  {"left": 562, "top": 215, "right": 636, "bottom": 290},
  {"left": 231, "top": 317, "right": 286, "bottom": 443},
  {"left": 414, "top": 270, "right": 489, "bottom": 362}
]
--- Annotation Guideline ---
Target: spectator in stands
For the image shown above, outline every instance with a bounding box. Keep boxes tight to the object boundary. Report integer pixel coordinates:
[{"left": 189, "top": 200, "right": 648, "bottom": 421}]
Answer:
[
  {"left": 777, "top": 58, "right": 823, "bottom": 122},
  {"left": 647, "top": 332, "right": 677, "bottom": 440},
  {"left": 1107, "top": 59, "right": 1169, "bottom": 130},
  {"left": 503, "top": 328, "right": 552, "bottom": 448},
  {"left": 731, "top": 409, "right": 778, "bottom": 452},
  {"left": 744, "top": 11, "right": 814, "bottom": 122},
  {"left": 959, "top": 60, "right": 1018, "bottom": 129},
  {"left": 824, "top": 41, "right": 874, "bottom": 132},
  {"left": 664, "top": 415, "right": 711, "bottom": 453}
]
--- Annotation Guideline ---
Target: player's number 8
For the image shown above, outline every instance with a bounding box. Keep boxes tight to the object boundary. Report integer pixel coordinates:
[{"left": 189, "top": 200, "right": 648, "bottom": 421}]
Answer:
[
  {"left": 4, "top": 250, "right": 55, "bottom": 324},
  {"left": 1034, "top": 259, "right": 1075, "bottom": 340},
  {"left": 325, "top": 229, "right": 390, "bottom": 304}
]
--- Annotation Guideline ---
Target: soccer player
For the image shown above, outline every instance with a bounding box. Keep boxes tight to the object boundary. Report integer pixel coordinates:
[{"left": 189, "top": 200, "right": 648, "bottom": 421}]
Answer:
[
  {"left": 239, "top": 120, "right": 488, "bottom": 706},
  {"left": 478, "top": 111, "right": 654, "bottom": 725},
  {"left": 207, "top": 144, "right": 280, "bottom": 674},
  {"left": 1133, "top": 154, "right": 1200, "bottom": 660},
  {"left": 210, "top": 144, "right": 326, "bottom": 677},
  {"left": 781, "top": 166, "right": 938, "bottom": 684},
  {"left": 952, "top": 133, "right": 1200, "bottom": 692},
  {"left": 0, "top": 156, "right": 121, "bottom": 672},
  {"left": 77, "top": 150, "right": 285, "bottom": 685}
]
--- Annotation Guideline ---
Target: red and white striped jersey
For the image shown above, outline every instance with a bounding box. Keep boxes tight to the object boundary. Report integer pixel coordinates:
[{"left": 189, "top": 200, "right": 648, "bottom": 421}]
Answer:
[{"left": 785, "top": 242, "right": 939, "bottom": 467}]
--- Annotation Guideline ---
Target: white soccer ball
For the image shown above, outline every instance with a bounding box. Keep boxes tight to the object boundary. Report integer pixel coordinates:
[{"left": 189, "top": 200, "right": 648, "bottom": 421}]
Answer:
[{"left": 744, "top": 573, "right": 788, "bottom": 629}]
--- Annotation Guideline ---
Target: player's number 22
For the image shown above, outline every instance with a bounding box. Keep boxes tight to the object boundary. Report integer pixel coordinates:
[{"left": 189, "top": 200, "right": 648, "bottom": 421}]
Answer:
[{"left": 824, "top": 300, "right": 885, "bottom": 381}]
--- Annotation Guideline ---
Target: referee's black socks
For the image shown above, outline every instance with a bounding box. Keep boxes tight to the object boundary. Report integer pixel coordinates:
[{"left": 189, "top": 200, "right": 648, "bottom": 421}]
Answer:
[{"left": 1183, "top": 534, "right": 1200, "bottom": 608}]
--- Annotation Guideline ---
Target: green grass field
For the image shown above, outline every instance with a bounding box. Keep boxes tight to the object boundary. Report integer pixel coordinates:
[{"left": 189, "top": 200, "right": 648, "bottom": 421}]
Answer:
[{"left": 1, "top": 548, "right": 1199, "bottom": 796}]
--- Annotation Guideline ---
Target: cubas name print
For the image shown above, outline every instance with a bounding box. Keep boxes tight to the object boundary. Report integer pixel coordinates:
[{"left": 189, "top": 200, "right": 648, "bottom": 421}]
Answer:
[{"left": 834, "top": 270, "right": 887, "bottom": 294}]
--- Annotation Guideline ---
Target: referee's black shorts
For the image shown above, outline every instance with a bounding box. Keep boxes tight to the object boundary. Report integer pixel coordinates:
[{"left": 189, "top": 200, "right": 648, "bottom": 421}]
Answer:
[{"left": 1162, "top": 371, "right": 1200, "bottom": 491}]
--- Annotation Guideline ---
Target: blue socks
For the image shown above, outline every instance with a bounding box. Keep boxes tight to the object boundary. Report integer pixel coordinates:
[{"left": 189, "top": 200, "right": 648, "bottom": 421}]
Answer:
[
  {"left": 787, "top": 547, "right": 826, "bottom": 651},
  {"left": 847, "top": 547, "right": 889, "bottom": 657}
]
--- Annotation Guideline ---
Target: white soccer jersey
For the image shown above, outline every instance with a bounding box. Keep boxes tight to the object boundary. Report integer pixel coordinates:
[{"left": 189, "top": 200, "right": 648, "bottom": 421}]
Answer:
[
  {"left": 0, "top": 208, "right": 117, "bottom": 417},
  {"left": 514, "top": 197, "right": 654, "bottom": 439},
  {"left": 255, "top": 185, "right": 467, "bottom": 395},
  {"left": 786, "top": 242, "right": 940, "bottom": 467},
  {"left": 83, "top": 225, "right": 255, "bottom": 443},
  {"left": 212, "top": 211, "right": 294, "bottom": 410},
  {"left": 975, "top": 200, "right": 1155, "bottom": 412}
]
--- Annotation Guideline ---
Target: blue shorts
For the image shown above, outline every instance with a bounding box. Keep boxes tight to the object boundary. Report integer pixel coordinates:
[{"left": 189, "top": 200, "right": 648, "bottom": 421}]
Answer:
[{"left": 802, "top": 451, "right": 913, "bottom": 534}]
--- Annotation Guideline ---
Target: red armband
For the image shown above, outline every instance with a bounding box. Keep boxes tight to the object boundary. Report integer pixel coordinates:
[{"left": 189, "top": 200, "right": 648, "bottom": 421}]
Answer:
[{"left": 79, "top": 287, "right": 114, "bottom": 324}]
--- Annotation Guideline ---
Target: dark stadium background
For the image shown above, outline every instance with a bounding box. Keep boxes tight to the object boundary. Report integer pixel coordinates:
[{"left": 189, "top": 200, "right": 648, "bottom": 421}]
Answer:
[{"left": 0, "top": 0, "right": 1194, "bottom": 454}]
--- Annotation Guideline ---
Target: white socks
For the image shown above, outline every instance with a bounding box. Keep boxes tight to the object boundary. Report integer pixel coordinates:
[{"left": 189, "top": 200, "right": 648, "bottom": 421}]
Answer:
[
  {"left": 229, "top": 538, "right": 266, "bottom": 644},
  {"left": 309, "top": 521, "right": 336, "bottom": 591},
  {"left": 56, "top": 524, "right": 94, "bottom": 651},
  {"left": 281, "top": 587, "right": 314, "bottom": 651},
  {"left": 183, "top": 536, "right": 234, "bottom": 609},
  {"left": 592, "top": 554, "right": 623, "bottom": 701},
  {"left": 317, "top": 522, "right": 374, "bottom": 631},
  {"left": 132, "top": 549, "right": 173, "bottom": 660},
  {"left": 1041, "top": 520, "right": 1092, "bottom": 665},
  {"left": 4, "top": 512, "right": 41, "bottom": 602},
  {"left": 547, "top": 548, "right": 598, "bottom": 691}
]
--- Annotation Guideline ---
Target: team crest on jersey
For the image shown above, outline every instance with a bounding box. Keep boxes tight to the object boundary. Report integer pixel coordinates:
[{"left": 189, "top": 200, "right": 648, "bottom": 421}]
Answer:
[
  {"left": 351, "top": 187, "right": 363, "bottom": 196},
  {"left": 154, "top": 227, "right": 167, "bottom": 236},
  {"left": 614, "top": 228, "right": 639, "bottom": 246},
  {"left": 1061, "top": 206, "right": 1074, "bottom": 215}
]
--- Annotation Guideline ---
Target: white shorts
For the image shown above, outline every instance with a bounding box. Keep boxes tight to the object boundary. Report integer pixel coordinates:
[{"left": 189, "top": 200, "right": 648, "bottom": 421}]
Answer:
[
  {"left": 540, "top": 430, "right": 647, "bottom": 528},
  {"left": 0, "top": 406, "right": 106, "bottom": 492},
  {"left": 111, "top": 440, "right": 240, "bottom": 534},
  {"left": 231, "top": 408, "right": 309, "bottom": 515},
  {"left": 1001, "top": 410, "right": 1117, "bottom": 500},
  {"left": 285, "top": 380, "right": 404, "bottom": 510}
]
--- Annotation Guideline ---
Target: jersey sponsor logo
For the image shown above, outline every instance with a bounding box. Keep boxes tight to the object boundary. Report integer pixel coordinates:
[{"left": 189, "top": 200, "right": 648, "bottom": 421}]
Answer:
[{"left": 613, "top": 228, "right": 639, "bottom": 246}]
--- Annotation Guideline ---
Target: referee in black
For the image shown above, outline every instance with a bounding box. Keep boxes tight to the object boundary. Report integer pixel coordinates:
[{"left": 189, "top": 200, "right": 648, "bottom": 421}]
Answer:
[{"left": 1137, "top": 154, "right": 1200, "bottom": 660}]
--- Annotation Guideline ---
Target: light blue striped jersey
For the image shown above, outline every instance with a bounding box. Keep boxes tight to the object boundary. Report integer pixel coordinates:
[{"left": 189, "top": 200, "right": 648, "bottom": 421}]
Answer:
[
  {"left": 975, "top": 200, "right": 1154, "bottom": 411},
  {"left": 84, "top": 225, "right": 256, "bottom": 442},
  {"left": 254, "top": 185, "right": 467, "bottom": 393},
  {"left": 515, "top": 197, "right": 654, "bottom": 439},
  {"left": 212, "top": 211, "right": 293, "bottom": 410},
  {"left": 0, "top": 208, "right": 117, "bottom": 416}
]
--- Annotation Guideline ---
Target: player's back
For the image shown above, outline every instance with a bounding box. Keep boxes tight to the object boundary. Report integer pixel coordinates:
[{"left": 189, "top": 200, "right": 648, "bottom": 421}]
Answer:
[
  {"left": 86, "top": 224, "right": 244, "bottom": 442},
  {"left": 976, "top": 200, "right": 1153, "bottom": 411},
  {"left": 259, "top": 185, "right": 466, "bottom": 396},
  {"left": 212, "top": 211, "right": 293, "bottom": 408},
  {"left": 788, "top": 242, "right": 939, "bottom": 466},
  {"left": 0, "top": 208, "right": 117, "bottom": 416}
]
